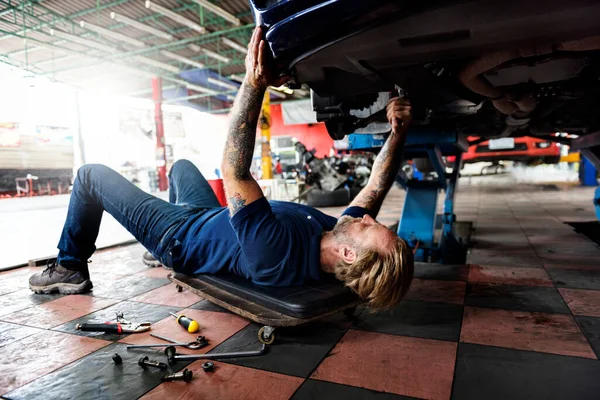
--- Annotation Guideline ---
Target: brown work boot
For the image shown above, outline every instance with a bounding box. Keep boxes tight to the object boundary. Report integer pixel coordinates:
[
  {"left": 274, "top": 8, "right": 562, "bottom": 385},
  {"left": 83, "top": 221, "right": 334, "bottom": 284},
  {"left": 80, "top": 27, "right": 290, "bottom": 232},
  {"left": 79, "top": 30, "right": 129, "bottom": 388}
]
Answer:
[{"left": 29, "top": 259, "right": 93, "bottom": 294}]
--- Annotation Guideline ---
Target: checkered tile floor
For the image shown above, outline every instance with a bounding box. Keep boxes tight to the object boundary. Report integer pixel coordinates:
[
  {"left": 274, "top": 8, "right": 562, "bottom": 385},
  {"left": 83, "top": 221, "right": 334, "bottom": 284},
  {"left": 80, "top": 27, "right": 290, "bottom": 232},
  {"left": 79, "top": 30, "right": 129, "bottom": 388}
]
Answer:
[{"left": 1, "top": 184, "right": 600, "bottom": 400}]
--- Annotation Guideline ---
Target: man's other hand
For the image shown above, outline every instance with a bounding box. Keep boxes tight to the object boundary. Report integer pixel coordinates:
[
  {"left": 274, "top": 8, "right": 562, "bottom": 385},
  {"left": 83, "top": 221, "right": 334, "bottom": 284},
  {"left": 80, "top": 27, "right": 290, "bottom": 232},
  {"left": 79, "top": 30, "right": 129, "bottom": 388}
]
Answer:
[
  {"left": 386, "top": 97, "right": 412, "bottom": 135},
  {"left": 244, "top": 26, "right": 288, "bottom": 90}
]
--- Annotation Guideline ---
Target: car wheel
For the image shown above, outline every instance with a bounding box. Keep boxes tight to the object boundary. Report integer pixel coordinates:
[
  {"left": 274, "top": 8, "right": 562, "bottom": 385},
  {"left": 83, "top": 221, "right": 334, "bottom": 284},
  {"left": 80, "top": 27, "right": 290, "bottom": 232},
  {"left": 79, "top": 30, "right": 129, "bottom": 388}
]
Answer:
[{"left": 325, "top": 119, "right": 356, "bottom": 140}]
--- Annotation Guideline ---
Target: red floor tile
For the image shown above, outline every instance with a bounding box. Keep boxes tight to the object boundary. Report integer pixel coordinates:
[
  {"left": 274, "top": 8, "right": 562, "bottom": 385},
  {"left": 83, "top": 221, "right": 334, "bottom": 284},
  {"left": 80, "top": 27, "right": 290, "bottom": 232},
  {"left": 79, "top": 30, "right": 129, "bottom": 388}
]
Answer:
[
  {"left": 559, "top": 288, "right": 600, "bottom": 317},
  {"left": 461, "top": 306, "right": 596, "bottom": 359},
  {"left": 130, "top": 283, "right": 203, "bottom": 308},
  {"left": 468, "top": 265, "right": 552, "bottom": 286},
  {"left": 311, "top": 330, "right": 457, "bottom": 400},
  {"left": 404, "top": 278, "right": 466, "bottom": 305},
  {"left": 0, "top": 295, "right": 118, "bottom": 329},
  {"left": 119, "top": 309, "right": 249, "bottom": 355},
  {"left": 0, "top": 330, "right": 110, "bottom": 395},
  {"left": 141, "top": 361, "right": 303, "bottom": 400}
]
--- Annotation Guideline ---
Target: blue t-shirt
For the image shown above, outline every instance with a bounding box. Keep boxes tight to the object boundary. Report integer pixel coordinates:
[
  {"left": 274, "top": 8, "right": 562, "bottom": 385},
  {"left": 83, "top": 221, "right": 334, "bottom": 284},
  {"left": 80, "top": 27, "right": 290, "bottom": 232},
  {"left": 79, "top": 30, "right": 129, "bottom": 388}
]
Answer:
[{"left": 170, "top": 198, "right": 367, "bottom": 286}]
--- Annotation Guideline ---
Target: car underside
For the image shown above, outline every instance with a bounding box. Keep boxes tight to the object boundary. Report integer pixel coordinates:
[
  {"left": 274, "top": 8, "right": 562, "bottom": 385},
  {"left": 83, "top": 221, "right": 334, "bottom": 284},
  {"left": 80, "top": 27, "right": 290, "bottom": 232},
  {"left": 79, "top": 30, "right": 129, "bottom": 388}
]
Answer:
[{"left": 252, "top": 0, "right": 600, "bottom": 142}]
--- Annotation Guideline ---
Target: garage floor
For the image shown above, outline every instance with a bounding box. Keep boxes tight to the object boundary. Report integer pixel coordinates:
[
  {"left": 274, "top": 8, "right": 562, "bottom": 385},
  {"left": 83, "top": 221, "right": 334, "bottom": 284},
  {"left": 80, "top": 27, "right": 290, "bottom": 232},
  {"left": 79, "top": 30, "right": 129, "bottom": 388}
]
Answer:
[{"left": 1, "top": 183, "right": 599, "bottom": 400}]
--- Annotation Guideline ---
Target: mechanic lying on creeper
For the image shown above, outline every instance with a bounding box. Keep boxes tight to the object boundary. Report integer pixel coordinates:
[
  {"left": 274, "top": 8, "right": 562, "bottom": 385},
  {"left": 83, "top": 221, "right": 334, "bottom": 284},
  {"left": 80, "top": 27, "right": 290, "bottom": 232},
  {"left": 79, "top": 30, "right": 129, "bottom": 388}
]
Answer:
[{"left": 29, "top": 26, "right": 414, "bottom": 310}]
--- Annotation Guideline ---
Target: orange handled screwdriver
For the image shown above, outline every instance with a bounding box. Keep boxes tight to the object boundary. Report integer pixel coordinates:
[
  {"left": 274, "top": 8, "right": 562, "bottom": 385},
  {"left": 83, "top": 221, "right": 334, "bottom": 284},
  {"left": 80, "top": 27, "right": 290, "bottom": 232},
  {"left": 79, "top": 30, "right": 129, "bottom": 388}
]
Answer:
[{"left": 170, "top": 312, "right": 200, "bottom": 333}]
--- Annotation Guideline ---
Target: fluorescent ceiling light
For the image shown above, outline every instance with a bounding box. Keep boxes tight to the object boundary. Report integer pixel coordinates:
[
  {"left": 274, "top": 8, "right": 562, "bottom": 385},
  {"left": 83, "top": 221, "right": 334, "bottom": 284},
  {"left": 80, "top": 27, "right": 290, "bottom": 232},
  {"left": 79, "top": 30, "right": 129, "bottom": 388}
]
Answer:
[
  {"left": 160, "top": 50, "right": 205, "bottom": 69},
  {"left": 229, "top": 74, "right": 244, "bottom": 82},
  {"left": 145, "top": 1, "right": 206, "bottom": 34},
  {"left": 207, "top": 77, "right": 238, "bottom": 91},
  {"left": 201, "top": 48, "right": 230, "bottom": 63},
  {"left": 110, "top": 12, "right": 174, "bottom": 41},
  {"left": 49, "top": 28, "right": 118, "bottom": 53},
  {"left": 222, "top": 38, "right": 247, "bottom": 54},
  {"left": 80, "top": 20, "right": 146, "bottom": 47},
  {"left": 190, "top": 0, "right": 241, "bottom": 26},
  {"left": 187, "top": 44, "right": 230, "bottom": 63},
  {"left": 134, "top": 56, "right": 180, "bottom": 73}
]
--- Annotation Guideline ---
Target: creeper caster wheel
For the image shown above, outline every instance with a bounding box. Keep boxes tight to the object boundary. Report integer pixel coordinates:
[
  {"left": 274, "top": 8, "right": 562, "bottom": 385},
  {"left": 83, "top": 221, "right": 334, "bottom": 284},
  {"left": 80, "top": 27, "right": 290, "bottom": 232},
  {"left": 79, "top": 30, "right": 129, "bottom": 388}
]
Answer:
[{"left": 258, "top": 326, "right": 275, "bottom": 345}]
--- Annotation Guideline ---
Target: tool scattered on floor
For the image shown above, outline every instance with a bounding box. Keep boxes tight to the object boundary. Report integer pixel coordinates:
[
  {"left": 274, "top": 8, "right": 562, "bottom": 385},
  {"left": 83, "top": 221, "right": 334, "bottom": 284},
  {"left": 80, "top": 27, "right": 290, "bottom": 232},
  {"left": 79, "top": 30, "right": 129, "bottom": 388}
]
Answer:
[
  {"left": 165, "top": 344, "right": 268, "bottom": 365},
  {"left": 201, "top": 362, "right": 215, "bottom": 372},
  {"left": 126, "top": 333, "right": 208, "bottom": 350},
  {"left": 76, "top": 312, "right": 151, "bottom": 333},
  {"left": 162, "top": 368, "right": 193, "bottom": 383},
  {"left": 138, "top": 356, "right": 168, "bottom": 370},
  {"left": 112, "top": 353, "right": 123, "bottom": 365},
  {"left": 170, "top": 312, "right": 200, "bottom": 333}
]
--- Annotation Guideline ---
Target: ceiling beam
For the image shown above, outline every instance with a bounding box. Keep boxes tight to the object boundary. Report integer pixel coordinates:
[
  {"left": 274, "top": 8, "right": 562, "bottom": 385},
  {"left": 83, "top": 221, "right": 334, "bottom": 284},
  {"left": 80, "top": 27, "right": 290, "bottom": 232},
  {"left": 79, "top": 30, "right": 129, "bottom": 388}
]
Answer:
[
  {"left": 0, "top": 0, "right": 132, "bottom": 42},
  {"left": 0, "top": 0, "right": 253, "bottom": 62},
  {"left": 103, "top": 24, "right": 253, "bottom": 61}
]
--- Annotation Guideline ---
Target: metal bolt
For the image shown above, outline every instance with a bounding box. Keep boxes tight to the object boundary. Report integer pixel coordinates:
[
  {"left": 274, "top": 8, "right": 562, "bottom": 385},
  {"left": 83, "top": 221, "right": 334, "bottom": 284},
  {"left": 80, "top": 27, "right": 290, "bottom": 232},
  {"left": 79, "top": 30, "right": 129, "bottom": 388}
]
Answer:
[
  {"left": 165, "top": 346, "right": 177, "bottom": 366},
  {"left": 201, "top": 362, "right": 215, "bottom": 372},
  {"left": 112, "top": 353, "right": 123, "bottom": 365},
  {"left": 138, "top": 356, "right": 168, "bottom": 370},
  {"left": 161, "top": 368, "right": 193, "bottom": 382}
]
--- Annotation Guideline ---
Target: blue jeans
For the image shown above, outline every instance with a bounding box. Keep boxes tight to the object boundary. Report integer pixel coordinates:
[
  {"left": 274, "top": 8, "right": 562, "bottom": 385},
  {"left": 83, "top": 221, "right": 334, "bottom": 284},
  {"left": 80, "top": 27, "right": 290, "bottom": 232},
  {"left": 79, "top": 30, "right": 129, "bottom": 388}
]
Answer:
[{"left": 57, "top": 160, "right": 221, "bottom": 270}]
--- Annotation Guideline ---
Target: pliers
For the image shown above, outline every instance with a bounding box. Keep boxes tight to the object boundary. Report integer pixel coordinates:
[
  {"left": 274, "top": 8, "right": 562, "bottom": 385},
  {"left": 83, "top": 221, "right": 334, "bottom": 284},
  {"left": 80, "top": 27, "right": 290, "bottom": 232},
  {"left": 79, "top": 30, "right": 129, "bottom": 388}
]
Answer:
[{"left": 75, "top": 311, "right": 151, "bottom": 334}]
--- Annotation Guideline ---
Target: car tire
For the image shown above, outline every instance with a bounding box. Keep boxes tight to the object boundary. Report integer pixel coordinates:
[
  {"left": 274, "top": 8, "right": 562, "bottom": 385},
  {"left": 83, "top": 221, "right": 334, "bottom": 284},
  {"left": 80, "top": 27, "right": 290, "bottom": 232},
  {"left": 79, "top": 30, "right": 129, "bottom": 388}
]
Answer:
[
  {"left": 306, "top": 188, "right": 351, "bottom": 207},
  {"left": 349, "top": 187, "right": 362, "bottom": 201}
]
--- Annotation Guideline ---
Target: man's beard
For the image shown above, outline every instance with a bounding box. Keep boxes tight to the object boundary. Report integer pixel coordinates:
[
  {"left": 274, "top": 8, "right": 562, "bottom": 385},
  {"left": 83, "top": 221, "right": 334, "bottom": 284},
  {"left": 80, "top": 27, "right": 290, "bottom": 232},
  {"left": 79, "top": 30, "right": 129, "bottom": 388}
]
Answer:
[{"left": 332, "top": 215, "right": 361, "bottom": 247}]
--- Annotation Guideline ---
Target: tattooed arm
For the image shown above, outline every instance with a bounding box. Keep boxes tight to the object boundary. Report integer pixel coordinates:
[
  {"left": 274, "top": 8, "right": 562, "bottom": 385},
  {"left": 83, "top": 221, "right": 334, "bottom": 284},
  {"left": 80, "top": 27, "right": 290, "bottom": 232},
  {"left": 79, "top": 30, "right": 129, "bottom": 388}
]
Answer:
[
  {"left": 349, "top": 98, "right": 412, "bottom": 217},
  {"left": 221, "top": 26, "right": 288, "bottom": 216},
  {"left": 221, "top": 79, "right": 265, "bottom": 215}
]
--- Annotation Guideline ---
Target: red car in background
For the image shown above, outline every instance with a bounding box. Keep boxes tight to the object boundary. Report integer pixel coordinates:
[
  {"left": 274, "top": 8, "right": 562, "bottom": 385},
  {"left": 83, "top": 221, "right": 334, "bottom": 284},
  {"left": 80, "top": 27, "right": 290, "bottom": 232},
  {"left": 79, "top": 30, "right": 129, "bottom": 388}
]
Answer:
[{"left": 459, "top": 136, "right": 561, "bottom": 165}]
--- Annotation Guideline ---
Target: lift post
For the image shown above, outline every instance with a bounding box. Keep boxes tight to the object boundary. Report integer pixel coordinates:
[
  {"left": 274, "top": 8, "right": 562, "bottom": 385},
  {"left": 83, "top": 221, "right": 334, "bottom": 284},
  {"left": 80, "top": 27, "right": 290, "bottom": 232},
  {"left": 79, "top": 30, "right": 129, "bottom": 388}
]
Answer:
[
  {"left": 346, "top": 130, "right": 470, "bottom": 264},
  {"left": 152, "top": 76, "right": 168, "bottom": 191}
]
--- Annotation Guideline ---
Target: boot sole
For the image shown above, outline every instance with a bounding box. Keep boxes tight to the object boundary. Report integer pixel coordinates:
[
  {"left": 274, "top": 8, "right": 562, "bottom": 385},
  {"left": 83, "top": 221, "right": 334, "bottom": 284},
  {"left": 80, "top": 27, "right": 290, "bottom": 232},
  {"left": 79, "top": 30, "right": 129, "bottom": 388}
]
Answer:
[
  {"left": 142, "top": 257, "right": 163, "bottom": 268},
  {"left": 30, "top": 280, "right": 93, "bottom": 295}
]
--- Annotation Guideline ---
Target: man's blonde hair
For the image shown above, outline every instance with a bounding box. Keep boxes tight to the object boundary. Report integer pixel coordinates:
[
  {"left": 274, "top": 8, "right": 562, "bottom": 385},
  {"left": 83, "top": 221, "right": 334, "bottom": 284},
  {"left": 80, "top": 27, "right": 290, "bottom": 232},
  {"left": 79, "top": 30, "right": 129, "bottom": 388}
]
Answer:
[{"left": 333, "top": 237, "right": 414, "bottom": 310}]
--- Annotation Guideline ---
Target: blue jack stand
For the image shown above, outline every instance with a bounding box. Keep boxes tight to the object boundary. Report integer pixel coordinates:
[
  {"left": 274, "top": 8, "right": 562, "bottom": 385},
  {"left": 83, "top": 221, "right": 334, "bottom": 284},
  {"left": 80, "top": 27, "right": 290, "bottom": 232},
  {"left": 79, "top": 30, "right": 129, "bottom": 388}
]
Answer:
[
  {"left": 571, "top": 131, "right": 600, "bottom": 220},
  {"left": 347, "top": 130, "right": 470, "bottom": 264},
  {"left": 580, "top": 157, "right": 599, "bottom": 187}
]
